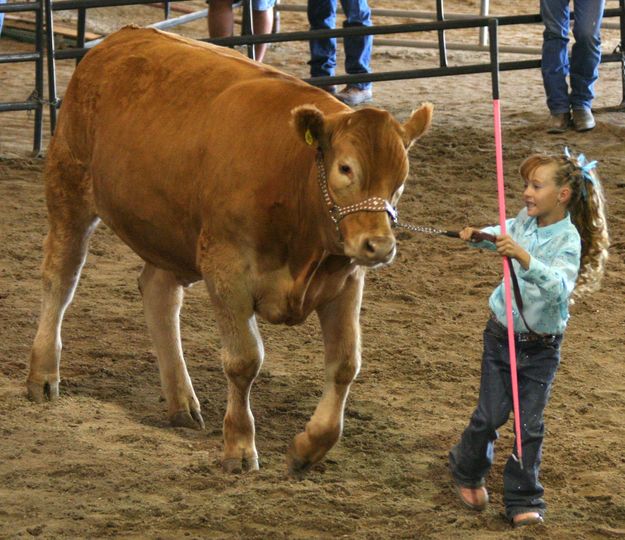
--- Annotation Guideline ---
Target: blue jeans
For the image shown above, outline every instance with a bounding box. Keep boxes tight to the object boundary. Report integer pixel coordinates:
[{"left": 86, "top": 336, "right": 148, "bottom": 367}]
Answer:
[
  {"left": 540, "top": 0, "right": 605, "bottom": 113},
  {"left": 449, "top": 319, "right": 561, "bottom": 520},
  {"left": 307, "top": 0, "right": 372, "bottom": 90}
]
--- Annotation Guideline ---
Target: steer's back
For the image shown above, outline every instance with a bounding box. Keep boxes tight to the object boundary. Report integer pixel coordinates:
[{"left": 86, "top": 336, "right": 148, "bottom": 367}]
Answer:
[{"left": 58, "top": 26, "right": 302, "bottom": 161}]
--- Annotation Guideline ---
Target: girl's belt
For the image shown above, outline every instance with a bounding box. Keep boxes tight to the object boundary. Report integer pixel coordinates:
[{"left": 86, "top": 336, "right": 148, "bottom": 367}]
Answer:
[{"left": 489, "top": 313, "right": 561, "bottom": 344}]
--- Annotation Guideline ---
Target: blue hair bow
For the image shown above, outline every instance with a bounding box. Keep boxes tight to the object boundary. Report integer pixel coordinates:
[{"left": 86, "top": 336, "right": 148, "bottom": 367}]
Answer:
[{"left": 563, "top": 146, "right": 598, "bottom": 199}]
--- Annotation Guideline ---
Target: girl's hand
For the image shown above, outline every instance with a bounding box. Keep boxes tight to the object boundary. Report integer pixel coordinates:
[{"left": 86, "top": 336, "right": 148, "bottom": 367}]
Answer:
[
  {"left": 459, "top": 227, "right": 476, "bottom": 241},
  {"left": 495, "top": 234, "right": 530, "bottom": 269}
]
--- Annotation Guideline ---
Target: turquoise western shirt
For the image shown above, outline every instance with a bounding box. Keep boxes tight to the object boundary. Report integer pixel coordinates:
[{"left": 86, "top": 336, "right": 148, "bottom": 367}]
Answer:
[{"left": 471, "top": 208, "right": 581, "bottom": 335}]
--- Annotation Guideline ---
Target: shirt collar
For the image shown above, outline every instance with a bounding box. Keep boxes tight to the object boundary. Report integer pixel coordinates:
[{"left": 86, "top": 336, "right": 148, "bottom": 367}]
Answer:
[{"left": 524, "top": 213, "right": 572, "bottom": 243}]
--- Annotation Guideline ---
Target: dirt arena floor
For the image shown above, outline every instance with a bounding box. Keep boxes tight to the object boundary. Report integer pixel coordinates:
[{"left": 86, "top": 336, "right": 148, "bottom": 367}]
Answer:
[{"left": 1, "top": 1, "right": 625, "bottom": 538}]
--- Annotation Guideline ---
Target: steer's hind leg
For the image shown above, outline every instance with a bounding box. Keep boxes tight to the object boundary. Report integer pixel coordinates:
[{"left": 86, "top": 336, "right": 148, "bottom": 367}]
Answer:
[
  {"left": 287, "top": 270, "right": 365, "bottom": 477},
  {"left": 138, "top": 263, "right": 204, "bottom": 430},
  {"left": 204, "top": 270, "right": 264, "bottom": 473},
  {"left": 28, "top": 159, "right": 99, "bottom": 402}
]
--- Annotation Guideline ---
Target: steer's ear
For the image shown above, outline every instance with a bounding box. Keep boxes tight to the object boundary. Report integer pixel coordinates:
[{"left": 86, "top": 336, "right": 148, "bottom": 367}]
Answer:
[
  {"left": 291, "top": 105, "right": 328, "bottom": 149},
  {"left": 402, "top": 102, "right": 433, "bottom": 149}
]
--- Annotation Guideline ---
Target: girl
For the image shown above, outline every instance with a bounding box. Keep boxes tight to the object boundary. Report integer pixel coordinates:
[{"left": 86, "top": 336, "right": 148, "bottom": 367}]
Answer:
[{"left": 448, "top": 148, "right": 609, "bottom": 528}]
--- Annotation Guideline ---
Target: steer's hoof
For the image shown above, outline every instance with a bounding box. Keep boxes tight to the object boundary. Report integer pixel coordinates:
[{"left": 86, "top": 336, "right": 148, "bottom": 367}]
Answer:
[
  {"left": 170, "top": 409, "right": 205, "bottom": 430},
  {"left": 222, "top": 455, "right": 260, "bottom": 474},
  {"left": 286, "top": 446, "right": 312, "bottom": 479},
  {"left": 26, "top": 379, "right": 59, "bottom": 403}
]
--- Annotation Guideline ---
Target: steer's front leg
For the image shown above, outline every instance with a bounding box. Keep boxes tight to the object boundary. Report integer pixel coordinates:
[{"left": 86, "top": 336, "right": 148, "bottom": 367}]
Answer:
[
  {"left": 287, "top": 269, "right": 364, "bottom": 476},
  {"left": 204, "top": 270, "right": 264, "bottom": 474}
]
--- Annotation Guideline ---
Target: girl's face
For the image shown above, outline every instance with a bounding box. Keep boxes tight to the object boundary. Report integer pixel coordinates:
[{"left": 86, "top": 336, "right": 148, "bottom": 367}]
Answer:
[{"left": 523, "top": 162, "right": 568, "bottom": 226}]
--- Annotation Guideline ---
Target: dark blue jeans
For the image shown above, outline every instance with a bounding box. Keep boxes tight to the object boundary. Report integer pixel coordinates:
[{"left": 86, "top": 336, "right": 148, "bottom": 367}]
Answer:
[
  {"left": 307, "top": 0, "right": 372, "bottom": 90},
  {"left": 540, "top": 0, "right": 605, "bottom": 113},
  {"left": 449, "top": 319, "right": 561, "bottom": 520}
]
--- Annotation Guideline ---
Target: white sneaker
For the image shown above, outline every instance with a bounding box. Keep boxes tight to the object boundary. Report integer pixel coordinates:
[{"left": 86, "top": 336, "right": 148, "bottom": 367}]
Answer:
[
  {"left": 572, "top": 108, "right": 596, "bottom": 132},
  {"left": 335, "top": 85, "right": 373, "bottom": 106}
]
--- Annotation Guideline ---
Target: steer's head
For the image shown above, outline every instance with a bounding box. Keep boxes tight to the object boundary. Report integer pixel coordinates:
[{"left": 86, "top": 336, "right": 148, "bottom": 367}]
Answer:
[{"left": 292, "top": 103, "right": 433, "bottom": 267}]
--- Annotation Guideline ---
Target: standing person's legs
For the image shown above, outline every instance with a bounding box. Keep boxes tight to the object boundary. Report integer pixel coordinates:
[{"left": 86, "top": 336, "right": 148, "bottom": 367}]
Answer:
[
  {"left": 252, "top": 0, "right": 275, "bottom": 62},
  {"left": 208, "top": 0, "right": 273, "bottom": 63},
  {"left": 449, "top": 323, "right": 513, "bottom": 502},
  {"left": 307, "top": 0, "right": 338, "bottom": 80},
  {"left": 208, "top": 0, "right": 235, "bottom": 38},
  {"left": 334, "top": 0, "right": 372, "bottom": 104},
  {"left": 569, "top": 0, "right": 604, "bottom": 130},
  {"left": 340, "top": 0, "right": 372, "bottom": 87},
  {"left": 540, "top": 0, "right": 572, "bottom": 115},
  {"left": 503, "top": 340, "right": 560, "bottom": 524}
]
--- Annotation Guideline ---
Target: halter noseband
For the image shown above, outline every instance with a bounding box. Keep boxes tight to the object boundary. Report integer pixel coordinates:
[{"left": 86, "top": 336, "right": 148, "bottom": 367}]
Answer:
[{"left": 315, "top": 150, "right": 398, "bottom": 236}]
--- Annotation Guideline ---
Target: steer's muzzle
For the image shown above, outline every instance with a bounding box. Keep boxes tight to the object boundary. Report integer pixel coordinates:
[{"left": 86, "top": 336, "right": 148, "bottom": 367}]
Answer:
[{"left": 345, "top": 233, "right": 396, "bottom": 267}]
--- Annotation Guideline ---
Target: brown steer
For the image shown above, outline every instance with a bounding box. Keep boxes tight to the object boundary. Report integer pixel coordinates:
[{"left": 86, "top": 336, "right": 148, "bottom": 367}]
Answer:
[{"left": 27, "top": 27, "right": 432, "bottom": 475}]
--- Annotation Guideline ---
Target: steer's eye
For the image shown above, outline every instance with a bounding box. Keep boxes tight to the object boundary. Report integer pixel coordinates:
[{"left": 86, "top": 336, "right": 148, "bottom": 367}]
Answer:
[{"left": 339, "top": 164, "right": 352, "bottom": 175}]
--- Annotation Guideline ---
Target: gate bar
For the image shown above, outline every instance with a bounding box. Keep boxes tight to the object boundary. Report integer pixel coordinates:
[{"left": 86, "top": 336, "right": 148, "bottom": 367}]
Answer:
[
  {"left": 148, "top": 8, "right": 208, "bottom": 31},
  {"left": 435, "top": 0, "right": 448, "bottom": 68},
  {"left": 76, "top": 6, "right": 87, "bottom": 65},
  {"left": 617, "top": 0, "right": 625, "bottom": 106},
  {"left": 0, "top": 52, "right": 41, "bottom": 63},
  {"left": 62, "top": 16, "right": 501, "bottom": 60},
  {"left": 373, "top": 38, "right": 541, "bottom": 56},
  {"left": 44, "top": 0, "right": 58, "bottom": 133},
  {"left": 34, "top": 0, "right": 44, "bottom": 154}
]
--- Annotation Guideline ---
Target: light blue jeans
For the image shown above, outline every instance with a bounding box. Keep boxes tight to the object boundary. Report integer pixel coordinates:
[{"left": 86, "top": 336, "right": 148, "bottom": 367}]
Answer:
[
  {"left": 540, "top": 0, "right": 605, "bottom": 113},
  {"left": 0, "top": 0, "right": 6, "bottom": 36},
  {"left": 250, "top": 0, "right": 275, "bottom": 10},
  {"left": 307, "top": 0, "right": 372, "bottom": 90}
]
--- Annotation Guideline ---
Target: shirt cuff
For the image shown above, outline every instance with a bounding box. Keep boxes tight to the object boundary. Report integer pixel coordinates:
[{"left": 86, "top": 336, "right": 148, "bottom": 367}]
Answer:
[{"left": 468, "top": 226, "right": 498, "bottom": 251}]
